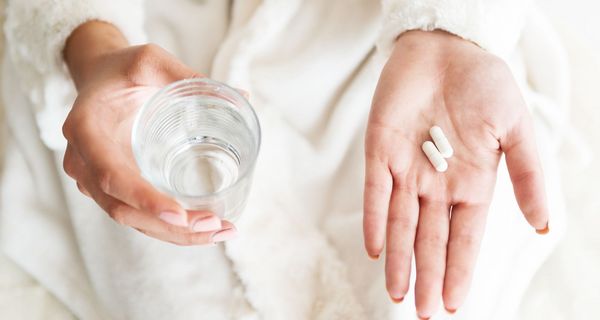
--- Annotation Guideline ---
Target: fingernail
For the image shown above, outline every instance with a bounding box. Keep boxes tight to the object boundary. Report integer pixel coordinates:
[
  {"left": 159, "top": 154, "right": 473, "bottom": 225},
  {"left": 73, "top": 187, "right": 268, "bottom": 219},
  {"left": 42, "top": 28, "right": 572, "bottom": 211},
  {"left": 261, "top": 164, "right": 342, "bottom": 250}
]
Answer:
[
  {"left": 390, "top": 296, "right": 404, "bottom": 304},
  {"left": 368, "top": 253, "right": 380, "bottom": 260},
  {"left": 159, "top": 211, "right": 187, "bottom": 227},
  {"left": 536, "top": 222, "right": 549, "bottom": 235},
  {"left": 191, "top": 215, "right": 222, "bottom": 232},
  {"left": 211, "top": 227, "right": 238, "bottom": 243},
  {"left": 417, "top": 315, "right": 430, "bottom": 320},
  {"left": 445, "top": 307, "right": 457, "bottom": 314}
]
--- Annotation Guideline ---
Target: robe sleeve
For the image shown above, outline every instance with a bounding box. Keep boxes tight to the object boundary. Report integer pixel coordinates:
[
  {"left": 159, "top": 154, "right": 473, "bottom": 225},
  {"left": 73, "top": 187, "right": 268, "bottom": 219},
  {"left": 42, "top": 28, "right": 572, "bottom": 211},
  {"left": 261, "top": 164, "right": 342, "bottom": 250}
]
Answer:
[
  {"left": 3, "top": 0, "right": 147, "bottom": 149},
  {"left": 377, "top": 0, "right": 534, "bottom": 57}
]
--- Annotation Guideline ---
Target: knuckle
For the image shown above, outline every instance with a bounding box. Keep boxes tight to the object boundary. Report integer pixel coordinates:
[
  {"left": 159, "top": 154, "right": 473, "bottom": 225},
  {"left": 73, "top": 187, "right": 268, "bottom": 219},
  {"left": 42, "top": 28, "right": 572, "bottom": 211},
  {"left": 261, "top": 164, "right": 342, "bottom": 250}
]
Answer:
[
  {"left": 512, "top": 169, "right": 542, "bottom": 186},
  {"left": 75, "top": 182, "right": 91, "bottom": 197},
  {"left": 62, "top": 103, "right": 86, "bottom": 142},
  {"left": 96, "top": 168, "right": 114, "bottom": 194},
  {"left": 417, "top": 233, "right": 447, "bottom": 249},
  {"left": 126, "top": 44, "right": 162, "bottom": 81},
  {"left": 365, "top": 145, "right": 387, "bottom": 161},
  {"left": 135, "top": 228, "right": 153, "bottom": 238},
  {"left": 416, "top": 263, "right": 445, "bottom": 278},
  {"left": 108, "top": 204, "right": 128, "bottom": 225},
  {"left": 421, "top": 194, "right": 449, "bottom": 207},
  {"left": 177, "top": 234, "right": 197, "bottom": 246},
  {"left": 393, "top": 182, "right": 418, "bottom": 197},
  {"left": 385, "top": 246, "right": 411, "bottom": 264},
  {"left": 61, "top": 110, "right": 79, "bottom": 142},
  {"left": 62, "top": 155, "right": 76, "bottom": 178},
  {"left": 162, "top": 222, "right": 188, "bottom": 235},
  {"left": 390, "top": 169, "right": 417, "bottom": 187},
  {"left": 451, "top": 233, "right": 479, "bottom": 249},
  {"left": 134, "top": 43, "right": 161, "bottom": 62},
  {"left": 62, "top": 119, "right": 81, "bottom": 144},
  {"left": 136, "top": 190, "right": 162, "bottom": 213},
  {"left": 138, "top": 43, "right": 162, "bottom": 56},
  {"left": 365, "top": 179, "right": 390, "bottom": 194},
  {"left": 181, "top": 233, "right": 212, "bottom": 246},
  {"left": 474, "top": 53, "right": 509, "bottom": 78},
  {"left": 61, "top": 120, "right": 73, "bottom": 141},
  {"left": 387, "top": 213, "right": 417, "bottom": 230}
]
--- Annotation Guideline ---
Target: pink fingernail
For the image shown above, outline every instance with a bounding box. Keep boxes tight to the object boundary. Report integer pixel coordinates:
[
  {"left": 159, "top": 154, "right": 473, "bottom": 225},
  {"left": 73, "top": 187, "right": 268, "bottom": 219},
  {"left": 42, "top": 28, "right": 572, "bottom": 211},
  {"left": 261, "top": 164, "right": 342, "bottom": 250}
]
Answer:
[
  {"left": 159, "top": 211, "right": 187, "bottom": 227},
  {"left": 211, "top": 227, "right": 238, "bottom": 243},
  {"left": 191, "top": 215, "right": 222, "bottom": 232}
]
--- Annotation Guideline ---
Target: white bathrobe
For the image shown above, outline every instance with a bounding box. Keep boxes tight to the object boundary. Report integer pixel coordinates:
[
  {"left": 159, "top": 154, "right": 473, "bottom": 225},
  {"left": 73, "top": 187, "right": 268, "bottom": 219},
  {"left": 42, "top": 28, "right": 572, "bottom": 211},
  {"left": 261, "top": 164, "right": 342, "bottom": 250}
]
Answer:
[{"left": 1, "top": 0, "right": 569, "bottom": 319}]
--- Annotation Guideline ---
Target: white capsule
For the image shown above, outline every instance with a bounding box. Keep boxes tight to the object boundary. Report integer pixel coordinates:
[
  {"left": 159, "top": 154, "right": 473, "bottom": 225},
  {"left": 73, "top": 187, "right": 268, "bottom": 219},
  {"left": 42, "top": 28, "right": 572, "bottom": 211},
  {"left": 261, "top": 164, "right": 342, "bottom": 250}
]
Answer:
[
  {"left": 429, "top": 126, "right": 453, "bottom": 158},
  {"left": 422, "top": 141, "right": 448, "bottom": 172}
]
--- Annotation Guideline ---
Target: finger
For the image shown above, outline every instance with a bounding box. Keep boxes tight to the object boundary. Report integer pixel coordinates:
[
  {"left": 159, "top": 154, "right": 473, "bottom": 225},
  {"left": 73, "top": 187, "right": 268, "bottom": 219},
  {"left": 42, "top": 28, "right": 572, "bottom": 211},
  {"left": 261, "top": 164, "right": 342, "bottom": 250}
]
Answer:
[
  {"left": 443, "top": 203, "right": 488, "bottom": 313},
  {"left": 385, "top": 178, "right": 419, "bottom": 302},
  {"left": 235, "top": 88, "right": 250, "bottom": 99},
  {"left": 79, "top": 164, "right": 222, "bottom": 234},
  {"left": 72, "top": 134, "right": 187, "bottom": 225},
  {"left": 63, "top": 144, "right": 92, "bottom": 198},
  {"left": 156, "top": 46, "right": 203, "bottom": 82},
  {"left": 187, "top": 211, "right": 223, "bottom": 232},
  {"left": 70, "top": 147, "right": 196, "bottom": 232},
  {"left": 63, "top": 144, "right": 82, "bottom": 180},
  {"left": 118, "top": 207, "right": 222, "bottom": 235},
  {"left": 76, "top": 182, "right": 91, "bottom": 198},
  {"left": 130, "top": 44, "right": 203, "bottom": 85},
  {"left": 161, "top": 61, "right": 202, "bottom": 83},
  {"left": 414, "top": 198, "right": 450, "bottom": 319},
  {"left": 140, "top": 220, "right": 237, "bottom": 246},
  {"left": 113, "top": 205, "right": 222, "bottom": 236},
  {"left": 363, "top": 155, "right": 393, "bottom": 259},
  {"left": 501, "top": 115, "right": 549, "bottom": 232}
]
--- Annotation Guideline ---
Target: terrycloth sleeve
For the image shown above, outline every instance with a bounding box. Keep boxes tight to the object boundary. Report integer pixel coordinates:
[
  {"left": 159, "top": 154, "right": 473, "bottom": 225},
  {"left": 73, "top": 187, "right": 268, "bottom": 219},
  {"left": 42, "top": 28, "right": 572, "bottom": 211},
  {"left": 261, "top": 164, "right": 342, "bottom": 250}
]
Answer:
[
  {"left": 3, "top": 0, "right": 147, "bottom": 149},
  {"left": 377, "top": 0, "right": 534, "bottom": 57}
]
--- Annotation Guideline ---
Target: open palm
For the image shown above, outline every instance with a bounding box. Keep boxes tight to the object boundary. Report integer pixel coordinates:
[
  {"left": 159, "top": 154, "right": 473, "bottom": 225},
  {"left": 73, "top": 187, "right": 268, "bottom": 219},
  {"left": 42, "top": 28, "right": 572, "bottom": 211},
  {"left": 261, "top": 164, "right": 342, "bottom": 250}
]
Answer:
[{"left": 363, "top": 31, "right": 549, "bottom": 318}]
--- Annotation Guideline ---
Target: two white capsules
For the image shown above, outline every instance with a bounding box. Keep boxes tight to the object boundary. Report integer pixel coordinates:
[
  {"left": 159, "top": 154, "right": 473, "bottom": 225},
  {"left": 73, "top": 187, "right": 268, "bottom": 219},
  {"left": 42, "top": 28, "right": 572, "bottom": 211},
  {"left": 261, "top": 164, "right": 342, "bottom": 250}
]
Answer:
[{"left": 422, "top": 126, "right": 453, "bottom": 172}]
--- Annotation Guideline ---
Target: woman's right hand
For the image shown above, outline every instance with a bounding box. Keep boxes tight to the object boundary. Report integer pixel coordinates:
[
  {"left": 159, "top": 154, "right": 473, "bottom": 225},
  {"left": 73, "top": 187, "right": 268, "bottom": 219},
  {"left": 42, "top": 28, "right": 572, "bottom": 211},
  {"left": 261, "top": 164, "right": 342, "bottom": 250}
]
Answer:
[{"left": 62, "top": 21, "right": 237, "bottom": 245}]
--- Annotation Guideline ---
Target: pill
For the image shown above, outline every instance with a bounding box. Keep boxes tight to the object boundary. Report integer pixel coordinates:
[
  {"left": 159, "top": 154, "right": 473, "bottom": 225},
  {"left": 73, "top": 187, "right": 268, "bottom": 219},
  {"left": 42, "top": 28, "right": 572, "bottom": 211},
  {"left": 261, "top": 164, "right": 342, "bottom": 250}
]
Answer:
[
  {"left": 422, "top": 141, "right": 448, "bottom": 172},
  {"left": 429, "top": 126, "right": 453, "bottom": 158}
]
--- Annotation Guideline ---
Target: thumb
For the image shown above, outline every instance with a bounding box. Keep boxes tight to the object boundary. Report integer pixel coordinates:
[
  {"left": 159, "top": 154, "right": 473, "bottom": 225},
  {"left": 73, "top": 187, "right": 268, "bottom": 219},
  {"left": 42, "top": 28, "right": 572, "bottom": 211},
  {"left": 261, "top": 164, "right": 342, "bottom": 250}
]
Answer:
[
  {"left": 160, "top": 58, "right": 203, "bottom": 84},
  {"left": 143, "top": 44, "right": 203, "bottom": 84},
  {"left": 501, "top": 114, "right": 550, "bottom": 234}
]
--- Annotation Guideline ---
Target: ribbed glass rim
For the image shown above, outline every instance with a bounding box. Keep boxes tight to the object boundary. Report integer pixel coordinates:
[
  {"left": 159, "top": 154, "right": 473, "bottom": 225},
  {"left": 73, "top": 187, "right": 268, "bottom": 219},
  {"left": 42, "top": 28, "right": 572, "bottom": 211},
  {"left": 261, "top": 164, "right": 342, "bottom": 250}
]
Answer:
[{"left": 131, "top": 77, "right": 261, "bottom": 201}]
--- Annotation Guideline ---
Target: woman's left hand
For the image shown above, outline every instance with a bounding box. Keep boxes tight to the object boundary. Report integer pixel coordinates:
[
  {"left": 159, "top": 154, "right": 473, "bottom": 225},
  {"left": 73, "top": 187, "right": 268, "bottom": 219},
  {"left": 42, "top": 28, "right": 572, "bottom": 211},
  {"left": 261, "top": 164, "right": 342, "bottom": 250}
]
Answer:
[{"left": 363, "top": 30, "right": 549, "bottom": 318}]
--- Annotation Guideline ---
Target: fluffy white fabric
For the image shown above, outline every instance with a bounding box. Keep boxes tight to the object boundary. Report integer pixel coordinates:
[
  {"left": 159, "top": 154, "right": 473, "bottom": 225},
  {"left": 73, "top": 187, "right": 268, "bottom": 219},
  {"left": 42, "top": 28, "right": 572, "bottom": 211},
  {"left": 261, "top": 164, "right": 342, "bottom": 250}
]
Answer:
[
  {"left": 4, "top": 0, "right": 145, "bottom": 84},
  {"left": 1, "top": 0, "right": 570, "bottom": 319},
  {"left": 379, "top": 0, "right": 533, "bottom": 57},
  {"left": 3, "top": 0, "right": 146, "bottom": 149}
]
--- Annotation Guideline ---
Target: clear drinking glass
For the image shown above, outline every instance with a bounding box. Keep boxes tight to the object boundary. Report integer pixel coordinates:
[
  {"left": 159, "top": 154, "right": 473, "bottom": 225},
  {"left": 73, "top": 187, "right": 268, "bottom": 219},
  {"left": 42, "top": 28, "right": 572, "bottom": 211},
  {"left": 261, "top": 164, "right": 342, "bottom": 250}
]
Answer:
[{"left": 132, "top": 78, "right": 261, "bottom": 221}]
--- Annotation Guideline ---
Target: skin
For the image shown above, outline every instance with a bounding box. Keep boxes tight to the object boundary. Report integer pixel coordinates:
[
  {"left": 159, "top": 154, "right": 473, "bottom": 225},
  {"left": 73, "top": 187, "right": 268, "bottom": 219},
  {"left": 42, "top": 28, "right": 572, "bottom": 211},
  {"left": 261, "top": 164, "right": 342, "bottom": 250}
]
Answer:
[
  {"left": 62, "top": 21, "right": 549, "bottom": 317},
  {"left": 363, "top": 30, "right": 549, "bottom": 318},
  {"left": 63, "top": 21, "right": 237, "bottom": 246}
]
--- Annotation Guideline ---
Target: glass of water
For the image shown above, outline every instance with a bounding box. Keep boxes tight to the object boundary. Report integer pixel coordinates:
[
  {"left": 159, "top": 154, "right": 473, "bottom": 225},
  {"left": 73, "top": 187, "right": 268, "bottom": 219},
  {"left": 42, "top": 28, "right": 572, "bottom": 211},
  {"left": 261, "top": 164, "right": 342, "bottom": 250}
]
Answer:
[{"left": 132, "top": 78, "right": 261, "bottom": 221}]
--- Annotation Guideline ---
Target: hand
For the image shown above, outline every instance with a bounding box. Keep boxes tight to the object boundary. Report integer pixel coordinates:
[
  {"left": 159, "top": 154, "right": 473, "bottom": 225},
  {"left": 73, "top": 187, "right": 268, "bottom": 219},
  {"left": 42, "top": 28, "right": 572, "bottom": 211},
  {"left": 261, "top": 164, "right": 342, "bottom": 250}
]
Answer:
[
  {"left": 363, "top": 30, "right": 549, "bottom": 317},
  {"left": 62, "top": 21, "right": 237, "bottom": 245}
]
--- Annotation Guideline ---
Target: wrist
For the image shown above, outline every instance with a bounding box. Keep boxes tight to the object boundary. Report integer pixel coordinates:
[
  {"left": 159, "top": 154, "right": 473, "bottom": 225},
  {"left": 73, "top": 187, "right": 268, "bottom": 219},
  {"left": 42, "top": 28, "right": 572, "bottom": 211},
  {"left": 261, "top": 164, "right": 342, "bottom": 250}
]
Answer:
[
  {"left": 395, "top": 29, "right": 479, "bottom": 52},
  {"left": 391, "top": 29, "right": 490, "bottom": 73},
  {"left": 64, "top": 21, "right": 128, "bottom": 89}
]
